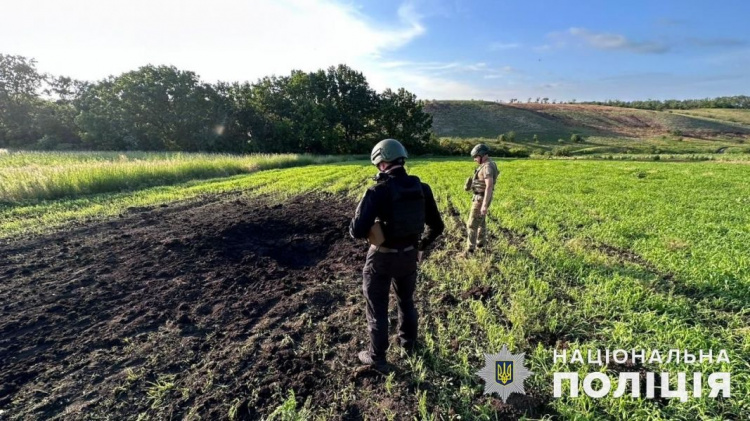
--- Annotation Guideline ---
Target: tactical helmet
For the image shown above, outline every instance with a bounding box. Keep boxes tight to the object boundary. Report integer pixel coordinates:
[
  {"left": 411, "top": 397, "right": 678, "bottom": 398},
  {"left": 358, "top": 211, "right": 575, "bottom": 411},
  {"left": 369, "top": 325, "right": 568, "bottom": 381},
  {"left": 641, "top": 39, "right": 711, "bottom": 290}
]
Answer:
[
  {"left": 470, "top": 143, "right": 490, "bottom": 157},
  {"left": 371, "top": 138, "right": 408, "bottom": 166}
]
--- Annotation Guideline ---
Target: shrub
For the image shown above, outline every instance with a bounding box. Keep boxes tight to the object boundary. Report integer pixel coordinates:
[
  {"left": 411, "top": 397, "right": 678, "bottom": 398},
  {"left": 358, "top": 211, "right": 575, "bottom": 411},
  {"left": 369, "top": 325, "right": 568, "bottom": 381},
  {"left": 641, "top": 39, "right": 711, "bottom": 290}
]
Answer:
[
  {"left": 570, "top": 133, "right": 583, "bottom": 143},
  {"left": 552, "top": 146, "right": 574, "bottom": 157},
  {"left": 36, "top": 135, "right": 60, "bottom": 150},
  {"left": 508, "top": 148, "right": 531, "bottom": 158}
]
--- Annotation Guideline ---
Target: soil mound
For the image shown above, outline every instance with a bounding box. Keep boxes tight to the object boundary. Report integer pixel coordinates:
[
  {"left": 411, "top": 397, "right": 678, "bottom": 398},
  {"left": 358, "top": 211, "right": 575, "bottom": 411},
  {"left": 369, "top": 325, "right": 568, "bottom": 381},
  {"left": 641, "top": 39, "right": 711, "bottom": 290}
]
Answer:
[{"left": 0, "top": 193, "right": 407, "bottom": 419}]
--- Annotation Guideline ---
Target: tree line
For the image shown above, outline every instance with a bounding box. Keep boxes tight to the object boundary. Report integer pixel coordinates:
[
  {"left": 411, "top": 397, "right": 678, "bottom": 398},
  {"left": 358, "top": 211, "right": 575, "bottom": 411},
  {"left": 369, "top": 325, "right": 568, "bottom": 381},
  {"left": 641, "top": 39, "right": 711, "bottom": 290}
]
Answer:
[
  {"left": 0, "top": 54, "right": 432, "bottom": 154},
  {"left": 581, "top": 96, "right": 750, "bottom": 111}
]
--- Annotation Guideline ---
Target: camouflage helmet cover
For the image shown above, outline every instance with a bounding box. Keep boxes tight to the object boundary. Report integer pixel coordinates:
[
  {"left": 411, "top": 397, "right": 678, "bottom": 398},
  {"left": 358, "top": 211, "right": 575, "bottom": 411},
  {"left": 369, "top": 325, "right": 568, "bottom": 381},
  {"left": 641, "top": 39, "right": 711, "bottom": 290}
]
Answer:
[
  {"left": 371, "top": 138, "right": 408, "bottom": 165},
  {"left": 470, "top": 143, "right": 490, "bottom": 157}
]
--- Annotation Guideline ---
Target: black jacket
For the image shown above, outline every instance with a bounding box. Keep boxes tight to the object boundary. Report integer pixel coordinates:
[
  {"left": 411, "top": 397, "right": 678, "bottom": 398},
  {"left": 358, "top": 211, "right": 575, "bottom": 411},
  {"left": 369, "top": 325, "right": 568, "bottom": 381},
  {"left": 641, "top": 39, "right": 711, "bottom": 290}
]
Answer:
[{"left": 349, "top": 167, "right": 444, "bottom": 250}]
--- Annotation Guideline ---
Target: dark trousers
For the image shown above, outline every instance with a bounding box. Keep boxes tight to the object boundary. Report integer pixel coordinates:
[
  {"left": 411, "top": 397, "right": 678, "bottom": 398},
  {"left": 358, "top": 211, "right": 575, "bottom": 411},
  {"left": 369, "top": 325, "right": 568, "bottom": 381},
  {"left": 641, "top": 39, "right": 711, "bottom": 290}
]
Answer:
[{"left": 362, "top": 246, "right": 418, "bottom": 361}]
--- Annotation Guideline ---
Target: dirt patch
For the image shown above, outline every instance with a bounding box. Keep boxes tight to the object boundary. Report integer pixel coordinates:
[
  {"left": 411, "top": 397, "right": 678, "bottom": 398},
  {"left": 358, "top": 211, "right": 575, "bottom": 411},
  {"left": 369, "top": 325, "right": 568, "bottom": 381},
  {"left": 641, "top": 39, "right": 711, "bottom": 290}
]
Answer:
[
  {"left": 481, "top": 390, "right": 549, "bottom": 419},
  {"left": 0, "top": 193, "right": 427, "bottom": 420},
  {"left": 461, "top": 285, "right": 494, "bottom": 301},
  {"left": 0, "top": 191, "right": 561, "bottom": 420}
]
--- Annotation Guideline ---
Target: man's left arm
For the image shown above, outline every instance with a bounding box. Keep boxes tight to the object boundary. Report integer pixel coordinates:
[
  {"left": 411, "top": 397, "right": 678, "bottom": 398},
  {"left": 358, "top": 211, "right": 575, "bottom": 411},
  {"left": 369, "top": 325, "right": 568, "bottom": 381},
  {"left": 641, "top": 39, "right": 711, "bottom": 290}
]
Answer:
[{"left": 349, "top": 189, "right": 379, "bottom": 239}]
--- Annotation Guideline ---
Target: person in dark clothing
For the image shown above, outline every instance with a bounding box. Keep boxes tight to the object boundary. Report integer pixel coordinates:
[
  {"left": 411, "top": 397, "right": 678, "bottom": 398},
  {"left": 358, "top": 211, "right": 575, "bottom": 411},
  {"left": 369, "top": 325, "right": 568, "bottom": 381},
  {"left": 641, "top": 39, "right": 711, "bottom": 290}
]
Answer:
[{"left": 349, "top": 138, "right": 444, "bottom": 368}]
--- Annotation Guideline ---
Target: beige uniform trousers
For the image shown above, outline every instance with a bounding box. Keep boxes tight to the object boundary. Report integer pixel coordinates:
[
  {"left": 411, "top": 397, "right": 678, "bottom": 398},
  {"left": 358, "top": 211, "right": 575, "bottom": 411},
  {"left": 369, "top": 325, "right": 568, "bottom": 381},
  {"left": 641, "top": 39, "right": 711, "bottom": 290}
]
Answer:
[{"left": 466, "top": 197, "right": 487, "bottom": 249}]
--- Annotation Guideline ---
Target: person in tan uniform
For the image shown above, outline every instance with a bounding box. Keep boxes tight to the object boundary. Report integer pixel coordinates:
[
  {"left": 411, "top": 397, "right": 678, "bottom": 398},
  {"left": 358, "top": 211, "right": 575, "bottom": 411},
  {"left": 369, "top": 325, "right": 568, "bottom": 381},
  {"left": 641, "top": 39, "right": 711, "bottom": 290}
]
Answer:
[{"left": 463, "top": 143, "right": 499, "bottom": 254}]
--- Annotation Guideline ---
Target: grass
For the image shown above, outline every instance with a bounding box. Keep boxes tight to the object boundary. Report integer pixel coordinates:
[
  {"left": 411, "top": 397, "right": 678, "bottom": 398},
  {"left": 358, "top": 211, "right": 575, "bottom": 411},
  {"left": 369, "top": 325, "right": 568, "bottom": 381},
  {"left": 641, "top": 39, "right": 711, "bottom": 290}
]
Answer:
[
  {"left": 525, "top": 103, "right": 750, "bottom": 135},
  {"left": 670, "top": 109, "right": 750, "bottom": 126},
  {"left": 408, "top": 158, "right": 749, "bottom": 419},
  {"left": 425, "top": 100, "right": 750, "bottom": 143},
  {"left": 438, "top": 134, "right": 750, "bottom": 158},
  {"left": 266, "top": 390, "right": 312, "bottom": 421},
  {"left": 0, "top": 162, "right": 372, "bottom": 239},
  {"left": 0, "top": 150, "right": 349, "bottom": 204},
  {"left": 425, "top": 100, "right": 577, "bottom": 139},
  {"left": 3, "top": 154, "right": 749, "bottom": 419},
  {"left": 145, "top": 376, "right": 176, "bottom": 409}
]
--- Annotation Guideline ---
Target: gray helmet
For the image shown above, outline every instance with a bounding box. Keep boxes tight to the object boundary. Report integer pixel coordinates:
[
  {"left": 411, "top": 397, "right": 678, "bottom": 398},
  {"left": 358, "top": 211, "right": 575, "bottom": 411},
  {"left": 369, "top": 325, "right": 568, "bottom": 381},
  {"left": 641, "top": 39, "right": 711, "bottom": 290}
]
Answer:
[
  {"left": 371, "top": 138, "right": 408, "bottom": 166},
  {"left": 470, "top": 143, "right": 490, "bottom": 157}
]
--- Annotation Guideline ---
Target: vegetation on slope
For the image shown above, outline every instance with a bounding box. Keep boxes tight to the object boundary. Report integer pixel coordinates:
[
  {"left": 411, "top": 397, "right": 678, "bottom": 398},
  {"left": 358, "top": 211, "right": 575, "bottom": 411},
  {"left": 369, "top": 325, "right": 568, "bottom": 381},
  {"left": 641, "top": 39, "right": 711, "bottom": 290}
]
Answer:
[{"left": 425, "top": 100, "right": 750, "bottom": 141}]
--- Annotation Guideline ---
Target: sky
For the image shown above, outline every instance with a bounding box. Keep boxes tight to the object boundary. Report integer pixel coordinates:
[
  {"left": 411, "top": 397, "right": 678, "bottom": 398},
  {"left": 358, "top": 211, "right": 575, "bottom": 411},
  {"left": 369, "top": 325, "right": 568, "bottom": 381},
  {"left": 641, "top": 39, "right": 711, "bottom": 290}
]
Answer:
[{"left": 2, "top": 0, "right": 749, "bottom": 101}]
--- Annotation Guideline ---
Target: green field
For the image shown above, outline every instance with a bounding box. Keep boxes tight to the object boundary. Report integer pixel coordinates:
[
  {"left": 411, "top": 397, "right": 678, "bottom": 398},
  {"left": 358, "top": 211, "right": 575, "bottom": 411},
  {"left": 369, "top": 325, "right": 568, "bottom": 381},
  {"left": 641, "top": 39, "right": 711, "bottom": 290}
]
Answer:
[
  {"left": 670, "top": 109, "right": 750, "bottom": 126},
  {"left": 2, "top": 152, "right": 748, "bottom": 419},
  {"left": 0, "top": 150, "right": 349, "bottom": 205}
]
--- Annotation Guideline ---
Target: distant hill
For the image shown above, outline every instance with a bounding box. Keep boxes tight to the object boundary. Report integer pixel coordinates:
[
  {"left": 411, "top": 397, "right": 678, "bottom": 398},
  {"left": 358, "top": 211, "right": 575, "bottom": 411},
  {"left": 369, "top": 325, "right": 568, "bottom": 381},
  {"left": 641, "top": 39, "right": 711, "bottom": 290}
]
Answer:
[{"left": 424, "top": 101, "right": 750, "bottom": 140}]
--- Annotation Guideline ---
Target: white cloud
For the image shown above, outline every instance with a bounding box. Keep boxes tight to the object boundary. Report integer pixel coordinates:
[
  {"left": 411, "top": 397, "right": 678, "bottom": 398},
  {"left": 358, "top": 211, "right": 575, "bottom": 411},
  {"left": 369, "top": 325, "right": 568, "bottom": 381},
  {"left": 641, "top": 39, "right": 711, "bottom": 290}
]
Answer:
[
  {"left": 1, "top": 0, "right": 426, "bottom": 84},
  {"left": 482, "top": 65, "right": 517, "bottom": 79},
  {"left": 372, "top": 61, "right": 488, "bottom": 73},
  {"left": 355, "top": 59, "right": 495, "bottom": 97},
  {"left": 3, "top": 0, "right": 502, "bottom": 100},
  {"left": 489, "top": 42, "right": 521, "bottom": 51},
  {"left": 568, "top": 27, "right": 669, "bottom": 54},
  {"left": 0, "top": 0, "right": 591, "bottom": 101},
  {"left": 533, "top": 44, "right": 553, "bottom": 52},
  {"left": 364, "top": 60, "right": 491, "bottom": 99},
  {"left": 374, "top": 70, "right": 484, "bottom": 99}
]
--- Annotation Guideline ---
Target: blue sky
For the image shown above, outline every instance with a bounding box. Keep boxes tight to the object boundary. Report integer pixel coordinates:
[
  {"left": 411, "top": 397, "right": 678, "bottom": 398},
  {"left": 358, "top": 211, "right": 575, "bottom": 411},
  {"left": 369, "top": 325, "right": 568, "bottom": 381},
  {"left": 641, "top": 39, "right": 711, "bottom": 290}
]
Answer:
[{"left": 3, "top": 0, "right": 749, "bottom": 101}]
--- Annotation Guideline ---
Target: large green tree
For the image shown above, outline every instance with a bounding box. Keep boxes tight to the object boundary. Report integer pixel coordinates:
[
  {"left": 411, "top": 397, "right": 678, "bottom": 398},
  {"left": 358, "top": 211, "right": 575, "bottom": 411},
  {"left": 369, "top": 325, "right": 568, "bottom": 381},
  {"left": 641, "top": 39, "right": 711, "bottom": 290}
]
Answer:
[
  {"left": 0, "top": 54, "right": 46, "bottom": 147},
  {"left": 243, "top": 65, "right": 383, "bottom": 154},
  {"left": 0, "top": 54, "right": 82, "bottom": 149},
  {"left": 2, "top": 53, "right": 434, "bottom": 154},
  {"left": 75, "top": 65, "right": 229, "bottom": 151},
  {"left": 378, "top": 88, "right": 433, "bottom": 153},
  {"left": 325, "top": 65, "right": 379, "bottom": 152}
]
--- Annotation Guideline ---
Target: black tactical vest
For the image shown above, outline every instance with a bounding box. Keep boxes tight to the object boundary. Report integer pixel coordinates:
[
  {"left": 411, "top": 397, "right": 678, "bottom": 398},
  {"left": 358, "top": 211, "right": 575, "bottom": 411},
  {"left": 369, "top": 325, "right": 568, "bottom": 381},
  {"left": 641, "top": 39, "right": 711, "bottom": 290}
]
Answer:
[{"left": 381, "top": 175, "right": 426, "bottom": 239}]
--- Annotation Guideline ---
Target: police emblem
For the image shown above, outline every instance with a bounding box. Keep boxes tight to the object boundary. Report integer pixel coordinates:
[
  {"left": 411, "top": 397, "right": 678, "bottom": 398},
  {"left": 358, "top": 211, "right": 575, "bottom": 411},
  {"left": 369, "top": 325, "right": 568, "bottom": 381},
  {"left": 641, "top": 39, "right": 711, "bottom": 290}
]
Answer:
[
  {"left": 496, "top": 361, "right": 513, "bottom": 385},
  {"left": 477, "top": 344, "right": 533, "bottom": 402}
]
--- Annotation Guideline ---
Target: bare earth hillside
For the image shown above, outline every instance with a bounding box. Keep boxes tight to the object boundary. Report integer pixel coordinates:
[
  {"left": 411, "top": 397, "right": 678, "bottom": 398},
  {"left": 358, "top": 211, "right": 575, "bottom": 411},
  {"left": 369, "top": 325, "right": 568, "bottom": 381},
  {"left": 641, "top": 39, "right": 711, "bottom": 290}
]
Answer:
[{"left": 425, "top": 101, "right": 750, "bottom": 140}]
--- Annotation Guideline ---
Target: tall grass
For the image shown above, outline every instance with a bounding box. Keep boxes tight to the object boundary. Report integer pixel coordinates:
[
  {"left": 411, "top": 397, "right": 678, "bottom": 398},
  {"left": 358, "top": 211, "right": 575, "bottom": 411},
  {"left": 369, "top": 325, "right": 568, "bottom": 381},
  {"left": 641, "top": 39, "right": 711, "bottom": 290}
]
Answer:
[{"left": 0, "top": 151, "right": 346, "bottom": 204}]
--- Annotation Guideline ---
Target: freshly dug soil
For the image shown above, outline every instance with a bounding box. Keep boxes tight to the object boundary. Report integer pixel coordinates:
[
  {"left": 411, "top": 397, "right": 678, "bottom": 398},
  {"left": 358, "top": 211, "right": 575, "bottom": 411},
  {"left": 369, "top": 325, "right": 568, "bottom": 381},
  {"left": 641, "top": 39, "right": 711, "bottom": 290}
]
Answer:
[
  {"left": 1, "top": 193, "right": 409, "bottom": 419},
  {"left": 0, "top": 192, "right": 549, "bottom": 420}
]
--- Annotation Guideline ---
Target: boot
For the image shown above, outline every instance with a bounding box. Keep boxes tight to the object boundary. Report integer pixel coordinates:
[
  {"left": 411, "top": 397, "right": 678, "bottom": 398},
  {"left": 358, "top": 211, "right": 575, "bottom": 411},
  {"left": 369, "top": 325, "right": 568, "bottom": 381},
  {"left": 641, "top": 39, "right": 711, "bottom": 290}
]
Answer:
[{"left": 358, "top": 350, "right": 387, "bottom": 369}]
